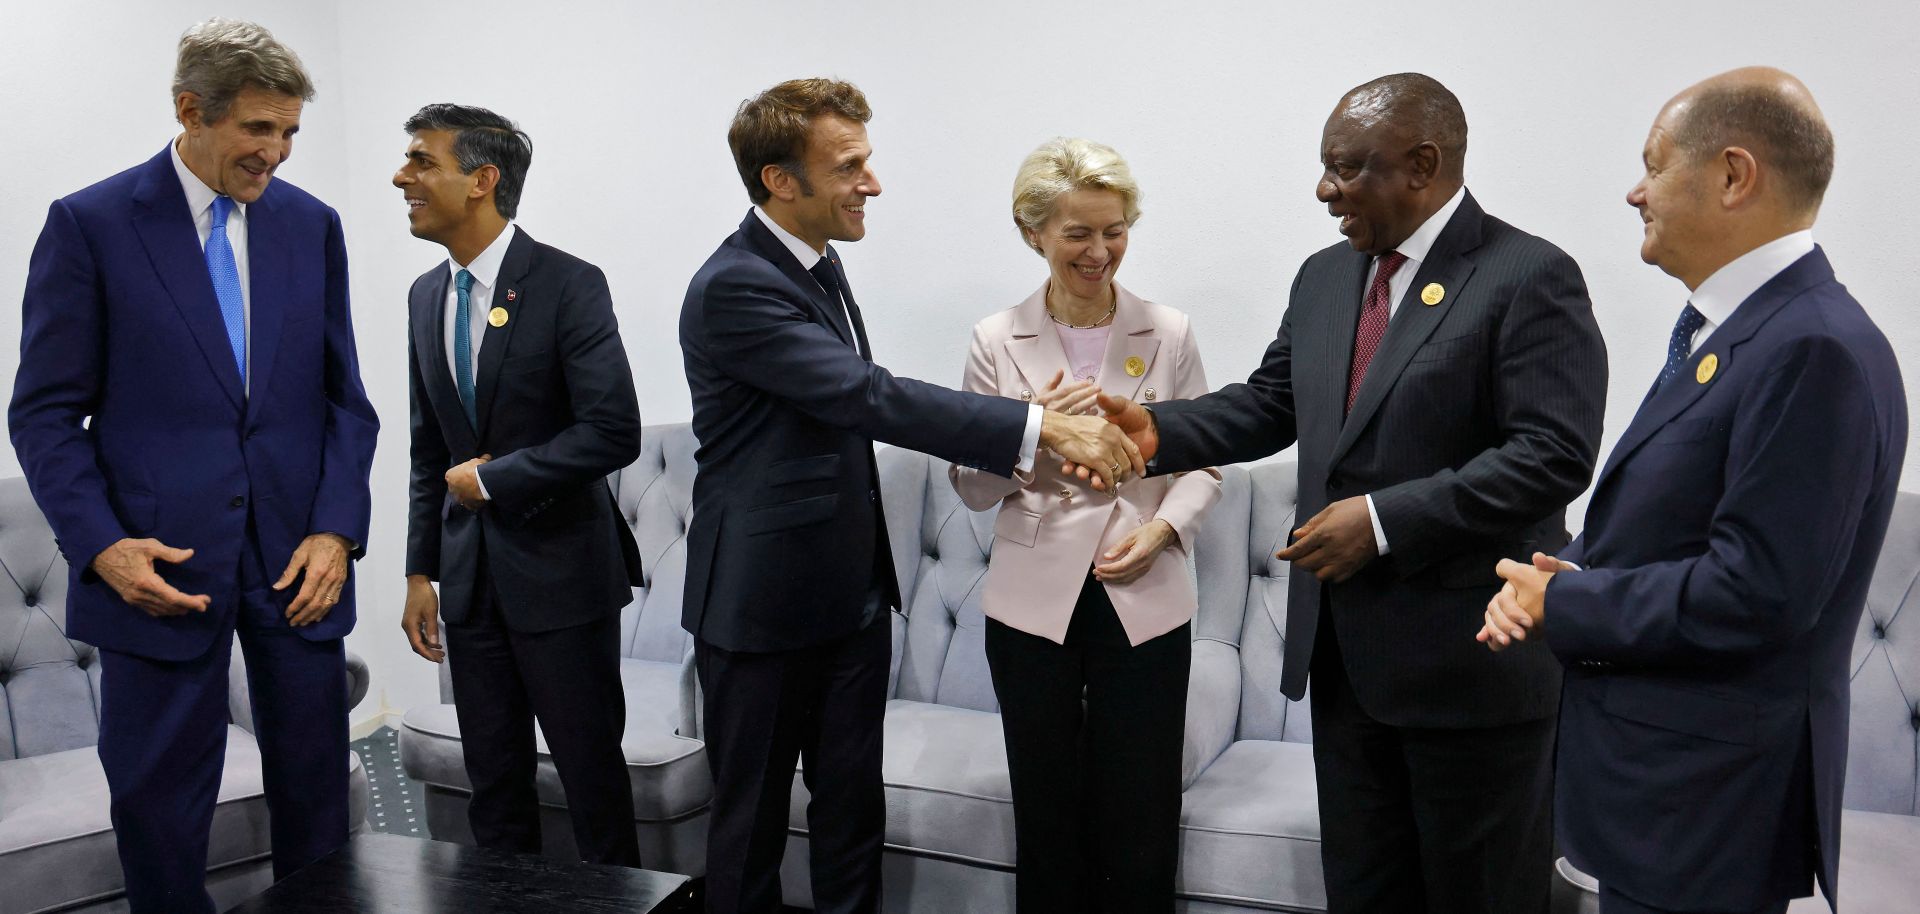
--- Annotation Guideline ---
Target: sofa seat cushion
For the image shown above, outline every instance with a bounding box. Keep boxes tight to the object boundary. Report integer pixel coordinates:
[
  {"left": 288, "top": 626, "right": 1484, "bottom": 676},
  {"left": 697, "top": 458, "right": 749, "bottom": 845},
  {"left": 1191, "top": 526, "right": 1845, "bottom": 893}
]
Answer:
[
  {"left": 0, "top": 725, "right": 333, "bottom": 913},
  {"left": 1178, "top": 738, "right": 1325, "bottom": 910},
  {"left": 399, "top": 657, "right": 709, "bottom": 821},
  {"left": 791, "top": 699, "right": 1016, "bottom": 868}
]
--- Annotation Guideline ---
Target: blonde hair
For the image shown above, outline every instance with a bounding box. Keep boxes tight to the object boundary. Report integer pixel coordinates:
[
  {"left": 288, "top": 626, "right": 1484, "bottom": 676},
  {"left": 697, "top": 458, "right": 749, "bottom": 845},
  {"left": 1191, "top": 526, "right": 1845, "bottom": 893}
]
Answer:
[{"left": 1011, "top": 137, "right": 1142, "bottom": 253}]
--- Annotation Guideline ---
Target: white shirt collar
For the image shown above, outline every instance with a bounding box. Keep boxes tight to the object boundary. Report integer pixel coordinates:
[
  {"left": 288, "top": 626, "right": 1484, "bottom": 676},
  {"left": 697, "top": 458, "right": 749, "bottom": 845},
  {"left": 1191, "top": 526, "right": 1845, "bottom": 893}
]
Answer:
[
  {"left": 1391, "top": 186, "right": 1466, "bottom": 265},
  {"left": 170, "top": 137, "right": 243, "bottom": 221},
  {"left": 754, "top": 206, "right": 827, "bottom": 268},
  {"left": 1687, "top": 229, "right": 1817, "bottom": 328},
  {"left": 447, "top": 223, "right": 518, "bottom": 288}
]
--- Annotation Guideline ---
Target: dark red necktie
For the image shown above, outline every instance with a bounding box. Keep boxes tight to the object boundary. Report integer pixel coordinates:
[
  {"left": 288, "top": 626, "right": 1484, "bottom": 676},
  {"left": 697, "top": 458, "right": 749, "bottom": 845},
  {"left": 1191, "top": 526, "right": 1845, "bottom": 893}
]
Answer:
[{"left": 1347, "top": 251, "right": 1409, "bottom": 413}]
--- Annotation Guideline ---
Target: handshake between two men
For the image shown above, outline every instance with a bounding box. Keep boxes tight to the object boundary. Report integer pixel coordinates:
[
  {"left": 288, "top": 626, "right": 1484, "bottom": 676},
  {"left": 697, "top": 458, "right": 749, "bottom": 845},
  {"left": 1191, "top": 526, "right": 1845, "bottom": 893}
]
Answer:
[{"left": 1039, "top": 370, "right": 1381, "bottom": 586}]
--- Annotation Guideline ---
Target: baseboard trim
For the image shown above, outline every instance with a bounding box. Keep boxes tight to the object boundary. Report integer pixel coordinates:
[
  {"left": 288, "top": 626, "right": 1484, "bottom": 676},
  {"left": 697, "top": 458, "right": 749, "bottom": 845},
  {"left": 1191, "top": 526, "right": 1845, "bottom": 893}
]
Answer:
[{"left": 350, "top": 710, "right": 406, "bottom": 740}]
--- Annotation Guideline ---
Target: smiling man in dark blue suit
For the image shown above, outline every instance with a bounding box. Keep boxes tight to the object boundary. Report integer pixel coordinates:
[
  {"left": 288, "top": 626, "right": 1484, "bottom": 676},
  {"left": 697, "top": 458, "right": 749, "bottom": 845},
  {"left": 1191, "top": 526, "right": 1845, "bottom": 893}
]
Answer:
[
  {"left": 1482, "top": 68, "right": 1907, "bottom": 914},
  {"left": 7, "top": 19, "right": 378, "bottom": 913}
]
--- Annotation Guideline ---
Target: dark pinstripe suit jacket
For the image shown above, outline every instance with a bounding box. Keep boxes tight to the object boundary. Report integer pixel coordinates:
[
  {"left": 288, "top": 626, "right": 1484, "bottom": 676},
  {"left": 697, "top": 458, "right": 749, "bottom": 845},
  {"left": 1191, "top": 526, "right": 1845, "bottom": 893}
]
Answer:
[{"left": 1152, "top": 191, "right": 1607, "bottom": 728}]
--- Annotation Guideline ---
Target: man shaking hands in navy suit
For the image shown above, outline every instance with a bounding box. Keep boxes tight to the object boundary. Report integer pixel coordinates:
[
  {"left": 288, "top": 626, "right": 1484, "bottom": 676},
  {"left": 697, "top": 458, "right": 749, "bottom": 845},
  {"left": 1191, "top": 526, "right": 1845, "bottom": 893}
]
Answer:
[{"left": 1482, "top": 68, "right": 1907, "bottom": 914}]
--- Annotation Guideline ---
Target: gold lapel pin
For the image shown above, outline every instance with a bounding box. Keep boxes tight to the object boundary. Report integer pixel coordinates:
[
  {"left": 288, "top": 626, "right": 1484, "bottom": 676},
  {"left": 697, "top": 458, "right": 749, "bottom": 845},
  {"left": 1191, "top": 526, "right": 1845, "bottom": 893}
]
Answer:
[
  {"left": 1421, "top": 283, "right": 1445, "bottom": 306},
  {"left": 1696, "top": 353, "right": 1719, "bottom": 384},
  {"left": 1124, "top": 356, "right": 1146, "bottom": 377},
  {"left": 488, "top": 307, "right": 509, "bottom": 328}
]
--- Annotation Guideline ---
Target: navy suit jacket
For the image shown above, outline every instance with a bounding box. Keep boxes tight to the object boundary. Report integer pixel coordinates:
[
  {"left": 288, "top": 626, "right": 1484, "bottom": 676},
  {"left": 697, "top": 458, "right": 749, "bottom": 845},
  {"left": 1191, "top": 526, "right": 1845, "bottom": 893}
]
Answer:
[
  {"left": 678, "top": 211, "right": 1026, "bottom": 652},
  {"left": 404, "top": 228, "right": 643, "bottom": 633},
  {"left": 1149, "top": 193, "right": 1608, "bottom": 727},
  {"left": 1547, "top": 247, "right": 1906, "bottom": 910},
  {"left": 9, "top": 146, "right": 379, "bottom": 662}
]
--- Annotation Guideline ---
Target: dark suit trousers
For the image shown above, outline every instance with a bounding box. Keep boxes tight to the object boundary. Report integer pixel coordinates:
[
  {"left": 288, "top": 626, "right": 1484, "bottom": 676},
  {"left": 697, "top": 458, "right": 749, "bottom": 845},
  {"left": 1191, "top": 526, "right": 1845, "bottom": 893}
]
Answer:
[
  {"left": 1310, "top": 609, "right": 1554, "bottom": 914},
  {"left": 96, "top": 527, "right": 348, "bottom": 914},
  {"left": 442, "top": 555, "right": 639, "bottom": 867},
  {"left": 1599, "top": 886, "right": 1789, "bottom": 914},
  {"left": 695, "top": 611, "right": 890, "bottom": 914},
  {"left": 985, "top": 574, "right": 1190, "bottom": 914}
]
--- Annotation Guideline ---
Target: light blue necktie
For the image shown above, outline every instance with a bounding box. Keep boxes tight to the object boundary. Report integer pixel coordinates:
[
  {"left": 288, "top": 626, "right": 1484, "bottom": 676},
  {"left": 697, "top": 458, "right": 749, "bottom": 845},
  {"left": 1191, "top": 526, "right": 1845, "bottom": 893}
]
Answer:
[
  {"left": 454, "top": 269, "right": 477, "bottom": 426},
  {"left": 206, "top": 196, "right": 246, "bottom": 384}
]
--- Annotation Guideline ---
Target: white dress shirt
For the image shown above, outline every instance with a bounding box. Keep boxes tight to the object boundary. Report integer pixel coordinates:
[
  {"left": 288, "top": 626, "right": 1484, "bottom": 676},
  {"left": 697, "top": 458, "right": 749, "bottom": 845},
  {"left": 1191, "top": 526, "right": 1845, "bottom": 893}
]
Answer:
[
  {"left": 443, "top": 223, "right": 519, "bottom": 500},
  {"left": 752, "top": 207, "right": 1042, "bottom": 473},
  {"left": 170, "top": 140, "right": 251, "bottom": 392},
  {"left": 1685, "top": 229, "right": 1816, "bottom": 353},
  {"left": 1363, "top": 187, "right": 1467, "bottom": 555}
]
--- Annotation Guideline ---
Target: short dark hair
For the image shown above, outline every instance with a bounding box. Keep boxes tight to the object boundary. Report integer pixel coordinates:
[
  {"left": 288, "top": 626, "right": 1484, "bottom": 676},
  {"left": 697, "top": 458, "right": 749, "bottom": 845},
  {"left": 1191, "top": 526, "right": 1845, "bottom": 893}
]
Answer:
[
  {"left": 403, "top": 103, "right": 533, "bottom": 219},
  {"left": 1671, "top": 85, "right": 1834, "bottom": 212},
  {"left": 1344, "top": 73, "right": 1469, "bottom": 179},
  {"left": 728, "top": 78, "right": 872, "bottom": 204}
]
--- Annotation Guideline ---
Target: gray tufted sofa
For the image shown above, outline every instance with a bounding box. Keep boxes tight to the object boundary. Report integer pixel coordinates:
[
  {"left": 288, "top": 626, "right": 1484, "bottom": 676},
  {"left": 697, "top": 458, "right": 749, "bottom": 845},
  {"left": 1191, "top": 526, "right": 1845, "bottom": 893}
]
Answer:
[
  {"left": 1553, "top": 491, "right": 1920, "bottom": 913},
  {"left": 0, "top": 476, "right": 372, "bottom": 913},
  {"left": 397, "top": 423, "right": 711, "bottom": 875},
  {"left": 777, "top": 453, "right": 1329, "bottom": 913}
]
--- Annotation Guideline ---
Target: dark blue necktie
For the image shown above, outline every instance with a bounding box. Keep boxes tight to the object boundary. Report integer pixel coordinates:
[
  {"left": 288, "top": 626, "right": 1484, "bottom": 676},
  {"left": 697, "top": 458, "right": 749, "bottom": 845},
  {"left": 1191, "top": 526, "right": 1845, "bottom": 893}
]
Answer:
[
  {"left": 206, "top": 196, "right": 246, "bottom": 385},
  {"left": 808, "top": 257, "right": 857, "bottom": 349},
  {"left": 454, "top": 269, "right": 477, "bottom": 426},
  {"left": 1653, "top": 303, "right": 1707, "bottom": 394}
]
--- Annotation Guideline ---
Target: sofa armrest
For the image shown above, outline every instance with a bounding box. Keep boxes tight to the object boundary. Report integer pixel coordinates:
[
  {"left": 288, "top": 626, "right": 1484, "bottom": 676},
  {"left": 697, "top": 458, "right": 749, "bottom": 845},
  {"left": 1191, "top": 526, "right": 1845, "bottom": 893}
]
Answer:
[
  {"left": 677, "top": 644, "right": 703, "bottom": 741},
  {"left": 227, "top": 645, "right": 374, "bottom": 734},
  {"left": 1181, "top": 637, "right": 1242, "bottom": 790},
  {"left": 346, "top": 651, "right": 370, "bottom": 713}
]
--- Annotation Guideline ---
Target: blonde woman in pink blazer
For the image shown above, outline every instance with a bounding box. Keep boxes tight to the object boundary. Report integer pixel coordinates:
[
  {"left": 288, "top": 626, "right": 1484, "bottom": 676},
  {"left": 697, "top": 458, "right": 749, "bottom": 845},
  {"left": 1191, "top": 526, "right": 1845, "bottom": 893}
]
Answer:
[{"left": 950, "top": 138, "right": 1221, "bottom": 913}]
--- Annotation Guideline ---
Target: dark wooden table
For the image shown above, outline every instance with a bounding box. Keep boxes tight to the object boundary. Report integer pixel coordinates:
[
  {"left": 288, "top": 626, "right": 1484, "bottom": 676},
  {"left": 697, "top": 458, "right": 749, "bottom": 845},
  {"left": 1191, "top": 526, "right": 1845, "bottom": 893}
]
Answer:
[{"left": 228, "top": 833, "right": 697, "bottom": 912}]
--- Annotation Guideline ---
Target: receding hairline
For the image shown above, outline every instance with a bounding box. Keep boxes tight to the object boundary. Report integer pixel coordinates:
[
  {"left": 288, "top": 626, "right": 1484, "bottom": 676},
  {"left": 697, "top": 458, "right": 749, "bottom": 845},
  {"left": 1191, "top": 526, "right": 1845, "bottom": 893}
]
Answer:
[{"left": 1329, "top": 73, "right": 1468, "bottom": 173}]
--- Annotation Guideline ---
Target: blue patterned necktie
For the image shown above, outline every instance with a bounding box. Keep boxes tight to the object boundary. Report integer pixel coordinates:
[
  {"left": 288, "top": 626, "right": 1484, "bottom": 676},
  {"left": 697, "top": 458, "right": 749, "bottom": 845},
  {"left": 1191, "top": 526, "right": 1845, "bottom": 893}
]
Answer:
[
  {"left": 1653, "top": 303, "right": 1708, "bottom": 394},
  {"left": 206, "top": 196, "right": 246, "bottom": 385},
  {"left": 454, "top": 269, "right": 477, "bottom": 426}
]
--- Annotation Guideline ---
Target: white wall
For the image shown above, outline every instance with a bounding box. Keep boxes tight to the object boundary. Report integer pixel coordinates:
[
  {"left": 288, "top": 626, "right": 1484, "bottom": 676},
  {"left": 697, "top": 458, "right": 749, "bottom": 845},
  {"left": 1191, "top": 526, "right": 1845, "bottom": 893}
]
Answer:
[{"left": 5, "top": 0, "right": 1917, "bottom": 720}]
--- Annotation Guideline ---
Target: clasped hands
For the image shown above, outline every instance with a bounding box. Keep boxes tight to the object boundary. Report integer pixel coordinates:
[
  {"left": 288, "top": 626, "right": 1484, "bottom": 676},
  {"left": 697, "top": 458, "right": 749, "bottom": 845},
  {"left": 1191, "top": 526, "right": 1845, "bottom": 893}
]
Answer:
[
  {"left": 1478, "top": 552, "right": 1577, "bottom": 651},
  {"left": 90, "top": 531, "right": 352, "bottom": 626}
]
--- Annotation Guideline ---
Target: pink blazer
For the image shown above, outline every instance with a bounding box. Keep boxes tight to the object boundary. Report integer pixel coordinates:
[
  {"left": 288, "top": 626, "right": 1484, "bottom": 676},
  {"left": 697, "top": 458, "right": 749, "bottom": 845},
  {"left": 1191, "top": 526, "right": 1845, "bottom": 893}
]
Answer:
[{"left": 950, "top": 282, "right": 1222, "bottom": 646}]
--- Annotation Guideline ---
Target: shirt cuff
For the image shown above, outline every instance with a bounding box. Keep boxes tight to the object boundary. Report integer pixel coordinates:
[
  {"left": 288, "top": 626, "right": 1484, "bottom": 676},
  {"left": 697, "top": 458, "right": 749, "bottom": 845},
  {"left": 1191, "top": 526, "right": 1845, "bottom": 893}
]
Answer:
[
  {"left": 473, "top": 464, "right": 493, "bottom": 501},
  {"left": 1014, "top": 404, "right": 1043, "bottom": 474},
  {"left": 1365, "top": 493, "right": 1389, "bottom": 555}
]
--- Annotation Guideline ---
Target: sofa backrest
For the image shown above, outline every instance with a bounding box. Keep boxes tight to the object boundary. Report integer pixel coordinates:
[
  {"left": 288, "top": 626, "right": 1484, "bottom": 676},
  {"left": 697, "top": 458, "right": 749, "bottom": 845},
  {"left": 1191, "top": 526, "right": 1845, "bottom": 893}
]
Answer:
[
  {"left": 0, "top": 476, "right": 96, "bottom": 760},
  {"left": 1845, "top": 489, "right": 1920, "bottom": 815},
  {"left": 610, "top": 423, "right": 700, "bottom": 666},
  {"left": 880, "top": 446, "right": 1002, "bottom": 713}
]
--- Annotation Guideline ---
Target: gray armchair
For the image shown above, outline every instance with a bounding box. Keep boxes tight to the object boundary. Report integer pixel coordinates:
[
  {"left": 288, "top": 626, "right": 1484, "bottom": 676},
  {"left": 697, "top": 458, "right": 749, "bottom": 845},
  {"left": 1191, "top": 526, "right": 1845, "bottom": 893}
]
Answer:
[
  {"left": 398, "top": 423, "right": 711, "bottom": 875},
  {"left": 0, "top": 476, "right": 371, "bottom": 913}
]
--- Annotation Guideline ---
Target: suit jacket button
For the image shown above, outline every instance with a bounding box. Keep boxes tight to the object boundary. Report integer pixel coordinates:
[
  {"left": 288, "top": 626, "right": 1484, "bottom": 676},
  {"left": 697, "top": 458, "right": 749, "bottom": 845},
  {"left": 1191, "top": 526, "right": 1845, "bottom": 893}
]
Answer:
[
  {"left": 230, "top": 495, "right": 245, "bottom": 508},
  {"left": 1020, "top": 389, "right": 1033, "bottom": 402},
  {"left": 1059, "top": 488, "right": 1073, "bottom": 500},
  {"left": 869, "top": 489, "right": 877, "bottom": 503},
  {"left": 1144, "top": 387, "right": 1156, "bottom": 401}
]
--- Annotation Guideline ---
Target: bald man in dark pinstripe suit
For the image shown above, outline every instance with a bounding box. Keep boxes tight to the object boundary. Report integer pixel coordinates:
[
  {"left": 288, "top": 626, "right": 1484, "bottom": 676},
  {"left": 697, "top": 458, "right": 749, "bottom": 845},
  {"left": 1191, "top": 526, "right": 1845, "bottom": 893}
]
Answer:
[{"left": 1098, "top": 73, "right": 1609, "bottom": 913}]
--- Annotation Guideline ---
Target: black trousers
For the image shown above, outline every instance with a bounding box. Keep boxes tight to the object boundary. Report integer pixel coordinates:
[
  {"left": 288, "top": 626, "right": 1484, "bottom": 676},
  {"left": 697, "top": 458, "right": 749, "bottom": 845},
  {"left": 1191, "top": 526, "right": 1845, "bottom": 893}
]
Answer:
[
  {"left": 442, "top": 563, "right": 640, "bottom": 867},
  {"left": 696, "top": 613, "right": 890, "bottom": 914},
  {"left": 1310, "top": 612, "right": 1555, "bottom": 914},
  {"left": 1598, "top": 886, "right": 1789, "bottom": 914},
  {"left": 985, "top": 574, "right": 1191, "bottom": 914}
]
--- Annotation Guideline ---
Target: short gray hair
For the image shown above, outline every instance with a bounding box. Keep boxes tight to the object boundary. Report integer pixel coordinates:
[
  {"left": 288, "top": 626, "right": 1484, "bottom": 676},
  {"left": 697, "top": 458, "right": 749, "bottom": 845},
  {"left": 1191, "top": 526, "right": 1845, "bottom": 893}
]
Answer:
[
  {"left": 1672, "top": 84, "right": 1834, "bottom": 213},
  {"left": 172, "top": 18, "right": 315, "bottom": 124},
  {"left": 1011, "top": 138, "right": 1142, "bottom": 253}
]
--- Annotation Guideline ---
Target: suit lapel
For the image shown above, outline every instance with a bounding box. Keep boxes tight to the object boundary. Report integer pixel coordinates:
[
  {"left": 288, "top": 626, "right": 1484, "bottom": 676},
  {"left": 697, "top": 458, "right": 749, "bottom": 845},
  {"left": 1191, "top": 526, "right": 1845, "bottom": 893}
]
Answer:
[
  {"left": 1002, "top": 286, "right": 1072, "bottom": 397},
  {"left": 1322, "top": 252, "right": 1368, "bottom": 431},
  {"left": 473, "top": 227, "right": 534, "bottom": 440},
  {"left": 1092, "top": 284, "right": 1158, "bottom": 402},
  {"left": 740, "top": 212, "right": 857, "bottom": 349},
  {"left": 243, "top": 189, "right": 285, "bottom": 424},
  {"left": 1591, "top": 247, "right": 1835, "bottom": 494},
  {"left": 1328, "top": 196, "right": 1485, "bottom": 469},
  {"left": 825, "top": 245, "right": 867, "bottom": 356},
  {"left": 412, "top": 266, "right": 478, "bottom": 453},
  {"left": 130, "top": 148, "right": 244, "bottom": 412}
]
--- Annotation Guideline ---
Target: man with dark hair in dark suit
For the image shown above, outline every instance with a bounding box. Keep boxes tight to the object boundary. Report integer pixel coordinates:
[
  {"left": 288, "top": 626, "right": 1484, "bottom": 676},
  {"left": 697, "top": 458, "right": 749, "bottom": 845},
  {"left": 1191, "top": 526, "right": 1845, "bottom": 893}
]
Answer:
[
  {"left": 1483, "top": 67, "right": 1906, "bottom": 914},
  {"left": 396, "top": 103, "right": 644, "bottom": 867},
  {"left": 1095, "top": 73, "right": 1609, "bottom": 913},
  {"left": 680, "top": 77, "right": 1143, "bottom": 914}
]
